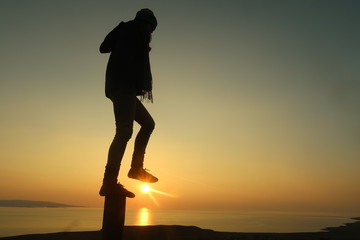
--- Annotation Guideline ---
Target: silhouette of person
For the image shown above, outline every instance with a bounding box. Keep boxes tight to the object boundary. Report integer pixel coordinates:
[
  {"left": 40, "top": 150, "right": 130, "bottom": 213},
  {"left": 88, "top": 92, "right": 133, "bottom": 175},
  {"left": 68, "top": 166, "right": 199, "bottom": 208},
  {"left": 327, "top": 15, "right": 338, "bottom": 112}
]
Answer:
[{"left": 99, "top": 9, "right": 158, "bottom": 197}]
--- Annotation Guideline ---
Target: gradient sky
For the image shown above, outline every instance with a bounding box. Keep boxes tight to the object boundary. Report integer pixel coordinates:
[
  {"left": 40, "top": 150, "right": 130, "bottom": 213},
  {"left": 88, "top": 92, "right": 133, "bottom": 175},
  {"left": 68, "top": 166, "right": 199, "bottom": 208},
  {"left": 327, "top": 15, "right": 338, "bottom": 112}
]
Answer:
[{"left": 0, "top": 0, "right": 359, "bottom": 214}]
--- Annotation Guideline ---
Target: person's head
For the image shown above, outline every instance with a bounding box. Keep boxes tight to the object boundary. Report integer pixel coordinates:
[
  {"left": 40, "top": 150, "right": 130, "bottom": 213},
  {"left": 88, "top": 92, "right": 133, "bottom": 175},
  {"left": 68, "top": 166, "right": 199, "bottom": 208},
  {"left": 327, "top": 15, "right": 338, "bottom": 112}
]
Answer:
[{"left": 135, "top": 8, "right": 157, "bottom": 33}]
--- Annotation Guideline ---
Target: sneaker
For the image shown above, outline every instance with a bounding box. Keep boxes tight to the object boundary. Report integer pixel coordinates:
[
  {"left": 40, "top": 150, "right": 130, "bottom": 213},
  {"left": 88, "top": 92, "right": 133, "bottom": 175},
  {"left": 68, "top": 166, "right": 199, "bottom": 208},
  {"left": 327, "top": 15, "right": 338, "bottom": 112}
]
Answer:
[
  {"left": 99, "top": 183, "right": 135, "bottom": 198},
  {"left": 128, "top": 168, "right": 158, "bottom": 183}
]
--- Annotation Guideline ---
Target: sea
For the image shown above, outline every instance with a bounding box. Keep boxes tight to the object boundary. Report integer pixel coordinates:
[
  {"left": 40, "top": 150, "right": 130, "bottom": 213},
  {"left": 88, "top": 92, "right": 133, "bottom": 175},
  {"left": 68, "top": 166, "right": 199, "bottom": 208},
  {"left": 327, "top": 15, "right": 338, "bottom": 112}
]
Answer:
[{"left": 0, "top": 207, "right": 357, "bottom": 237}]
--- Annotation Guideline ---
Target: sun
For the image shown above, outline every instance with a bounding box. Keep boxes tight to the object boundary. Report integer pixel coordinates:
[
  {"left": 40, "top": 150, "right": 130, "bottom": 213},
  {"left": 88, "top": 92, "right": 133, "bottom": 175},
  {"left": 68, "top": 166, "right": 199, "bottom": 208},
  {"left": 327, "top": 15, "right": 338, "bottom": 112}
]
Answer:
[{"left": 141, "top": 185, "right": 151, "bottom": 193}]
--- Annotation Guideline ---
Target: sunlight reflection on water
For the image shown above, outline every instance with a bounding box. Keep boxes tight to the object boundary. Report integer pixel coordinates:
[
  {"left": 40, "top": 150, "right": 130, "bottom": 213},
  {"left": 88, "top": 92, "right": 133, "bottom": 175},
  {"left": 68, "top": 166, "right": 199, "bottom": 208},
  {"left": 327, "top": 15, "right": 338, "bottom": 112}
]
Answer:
[
  {"left": 0, "top": 207, "right": 356, "bottom": 237},
  {"left": 137, "top": 208, "right": 151, "bottom": 226}
]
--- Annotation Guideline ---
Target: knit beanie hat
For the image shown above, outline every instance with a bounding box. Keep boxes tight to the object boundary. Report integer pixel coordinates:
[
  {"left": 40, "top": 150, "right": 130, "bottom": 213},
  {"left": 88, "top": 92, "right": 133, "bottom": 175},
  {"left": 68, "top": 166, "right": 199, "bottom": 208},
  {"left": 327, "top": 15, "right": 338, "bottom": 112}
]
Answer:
[{"left": 135, "top": 9, "right": 158, "bottom": 30}]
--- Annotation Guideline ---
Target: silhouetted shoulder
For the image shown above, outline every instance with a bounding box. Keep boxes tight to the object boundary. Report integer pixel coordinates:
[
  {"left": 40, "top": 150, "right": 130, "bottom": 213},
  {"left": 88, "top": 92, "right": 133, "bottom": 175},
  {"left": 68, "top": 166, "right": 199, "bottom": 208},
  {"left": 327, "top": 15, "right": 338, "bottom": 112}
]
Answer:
[
  {"left": 99, "top": 22, "right": 125, "bottom": 54},
  {"left": 99, "top": 20, "right": 148, "bottom": 54}
]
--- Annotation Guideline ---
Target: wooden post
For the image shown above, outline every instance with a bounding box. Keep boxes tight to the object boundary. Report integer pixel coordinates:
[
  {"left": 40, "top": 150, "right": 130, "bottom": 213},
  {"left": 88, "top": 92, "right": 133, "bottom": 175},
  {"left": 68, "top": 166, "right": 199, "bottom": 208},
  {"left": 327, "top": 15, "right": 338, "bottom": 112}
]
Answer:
[{"left": 102, "top": 194, "right": 127, "bottom": 240}]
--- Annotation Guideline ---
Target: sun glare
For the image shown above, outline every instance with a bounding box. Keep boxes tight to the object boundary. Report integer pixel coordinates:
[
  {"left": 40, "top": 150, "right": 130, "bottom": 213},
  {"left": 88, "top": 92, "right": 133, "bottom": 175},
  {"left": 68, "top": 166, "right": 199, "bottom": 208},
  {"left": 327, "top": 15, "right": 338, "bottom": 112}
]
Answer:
[
  {"left": 141, "top": 185, "right": 151, "bottom": 193},
  {"left": 139, "top": 184, "right": 175, "bottom": 206}
]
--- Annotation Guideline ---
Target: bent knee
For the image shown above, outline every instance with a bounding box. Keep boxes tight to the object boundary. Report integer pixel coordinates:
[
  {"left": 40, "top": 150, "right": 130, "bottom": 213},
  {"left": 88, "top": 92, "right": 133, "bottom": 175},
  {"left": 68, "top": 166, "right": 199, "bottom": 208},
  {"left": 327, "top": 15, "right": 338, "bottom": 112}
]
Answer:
[
  {"left": 149, "top": 119, "right": 155, "bottom": 131},
  {"left": 143, "top": 119, "right": 155, "bottom": 134}
]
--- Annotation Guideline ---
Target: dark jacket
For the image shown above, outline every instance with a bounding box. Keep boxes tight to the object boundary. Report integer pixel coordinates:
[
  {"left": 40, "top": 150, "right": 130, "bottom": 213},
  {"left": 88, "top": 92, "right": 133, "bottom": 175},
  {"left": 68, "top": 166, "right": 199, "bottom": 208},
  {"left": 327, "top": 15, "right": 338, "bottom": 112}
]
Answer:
[{"left": 100, "top": 20, "right": 152, "bottom": 99}]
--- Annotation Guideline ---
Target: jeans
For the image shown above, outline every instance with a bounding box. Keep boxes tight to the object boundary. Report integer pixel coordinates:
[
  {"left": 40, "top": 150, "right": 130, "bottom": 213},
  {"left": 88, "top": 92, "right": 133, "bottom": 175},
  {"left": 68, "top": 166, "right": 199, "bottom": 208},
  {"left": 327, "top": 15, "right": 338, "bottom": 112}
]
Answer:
[{"left": 103, "top": 94, "right": 155, "bottom": 183}]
